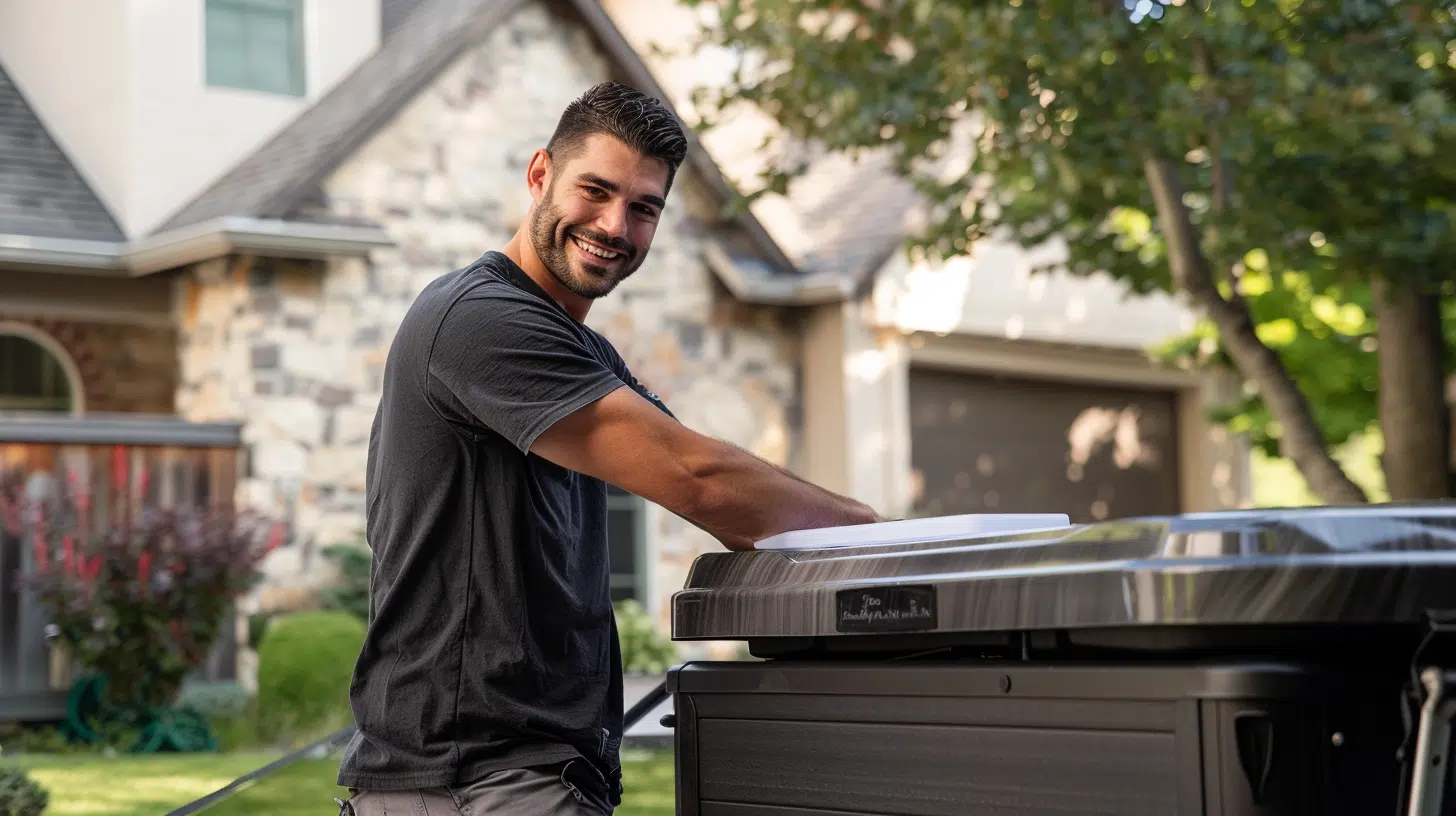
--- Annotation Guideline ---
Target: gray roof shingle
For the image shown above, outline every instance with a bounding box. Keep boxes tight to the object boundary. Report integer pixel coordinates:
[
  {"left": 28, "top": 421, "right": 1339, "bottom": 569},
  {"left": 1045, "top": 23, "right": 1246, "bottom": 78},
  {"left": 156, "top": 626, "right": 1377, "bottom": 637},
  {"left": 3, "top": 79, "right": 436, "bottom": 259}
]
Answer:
[
  {"left": 778, "top": 148, "right": 920, "bottom": 281},
  {"left": 381, "top": 0, "right": 429, "bottom": 37},
  {"left": 0, "top": 62, "right": 124, "bottom": 242}
]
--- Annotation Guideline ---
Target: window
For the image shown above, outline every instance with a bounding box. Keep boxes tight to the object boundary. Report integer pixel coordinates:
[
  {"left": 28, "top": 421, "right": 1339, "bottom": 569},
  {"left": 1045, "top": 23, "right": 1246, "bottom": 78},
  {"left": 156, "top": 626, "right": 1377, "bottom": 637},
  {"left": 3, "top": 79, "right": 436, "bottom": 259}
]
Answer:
[
  {"left": 607, "top": 485, "right": 648, "bottom": 604},
  {"left": 0, "top": 333, "right": 75, "bottom": 413},
  {"left": 205, "top": 0, "right": 306, "bottom": 97}
]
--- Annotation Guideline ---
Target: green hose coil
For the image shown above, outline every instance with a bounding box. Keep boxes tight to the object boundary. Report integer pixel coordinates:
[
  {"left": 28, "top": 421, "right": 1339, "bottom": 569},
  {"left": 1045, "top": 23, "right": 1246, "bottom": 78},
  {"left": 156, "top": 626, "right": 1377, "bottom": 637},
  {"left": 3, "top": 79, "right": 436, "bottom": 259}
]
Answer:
[{"left": 62, "top": 674, "right": 217, "bottom": 753}]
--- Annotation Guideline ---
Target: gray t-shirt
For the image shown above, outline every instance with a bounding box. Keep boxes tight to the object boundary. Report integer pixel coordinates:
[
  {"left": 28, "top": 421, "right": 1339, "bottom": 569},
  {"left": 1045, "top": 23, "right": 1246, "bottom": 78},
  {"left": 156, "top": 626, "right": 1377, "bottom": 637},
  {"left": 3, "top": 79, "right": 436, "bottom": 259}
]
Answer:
[{"left": 336, "top": 251, "right": 673, "bottom": 801}]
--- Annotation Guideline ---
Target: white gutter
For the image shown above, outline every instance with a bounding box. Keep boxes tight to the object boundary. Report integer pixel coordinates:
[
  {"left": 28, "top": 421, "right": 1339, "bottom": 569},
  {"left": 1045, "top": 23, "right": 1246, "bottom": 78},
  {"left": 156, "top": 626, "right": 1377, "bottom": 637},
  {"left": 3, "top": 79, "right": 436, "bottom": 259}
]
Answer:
[
  {"left": 0, "top": 234, "right": 126, "bottom": 273},
  {"left": 701, "top": 240, "right": 857, "bottom": 306},
  {"left": 0, "top": 217, "right": 394, "bottom": 277}
]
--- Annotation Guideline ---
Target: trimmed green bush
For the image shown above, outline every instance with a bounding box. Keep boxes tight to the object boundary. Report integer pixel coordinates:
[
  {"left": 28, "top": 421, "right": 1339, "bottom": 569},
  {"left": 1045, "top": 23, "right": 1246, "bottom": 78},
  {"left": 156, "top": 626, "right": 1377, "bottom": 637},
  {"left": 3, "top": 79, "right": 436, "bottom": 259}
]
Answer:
[
  {"left": 615, "top": 600, "right": 678, "bottom": 675},
  {"left": 256, "top": 611, "right": 366, "bottom": 740},
  {"left": 0, "top": 766, "right": 48, "bottom": 816}
]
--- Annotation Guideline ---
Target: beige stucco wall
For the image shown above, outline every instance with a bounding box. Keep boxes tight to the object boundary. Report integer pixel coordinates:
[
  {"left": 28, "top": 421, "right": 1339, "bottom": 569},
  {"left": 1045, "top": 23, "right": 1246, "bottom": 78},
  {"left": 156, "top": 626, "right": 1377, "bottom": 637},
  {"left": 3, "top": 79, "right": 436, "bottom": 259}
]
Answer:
[
  {"left": 869, "top": 242, "right": 1199, "bottom": 350},
  {"left": 174, "top": 3, "right": 801, "bottom": 651}
]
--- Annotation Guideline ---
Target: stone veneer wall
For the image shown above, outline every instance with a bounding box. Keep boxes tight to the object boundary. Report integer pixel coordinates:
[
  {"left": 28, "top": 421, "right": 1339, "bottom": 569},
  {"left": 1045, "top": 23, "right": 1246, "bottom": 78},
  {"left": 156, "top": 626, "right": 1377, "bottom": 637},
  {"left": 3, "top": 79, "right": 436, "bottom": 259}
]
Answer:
[
  {"left": 176, "top": 2, "right": 802, "bottom": 648},
  {"left": 0, "top": 313, "right": 177, "bottom": 414}
]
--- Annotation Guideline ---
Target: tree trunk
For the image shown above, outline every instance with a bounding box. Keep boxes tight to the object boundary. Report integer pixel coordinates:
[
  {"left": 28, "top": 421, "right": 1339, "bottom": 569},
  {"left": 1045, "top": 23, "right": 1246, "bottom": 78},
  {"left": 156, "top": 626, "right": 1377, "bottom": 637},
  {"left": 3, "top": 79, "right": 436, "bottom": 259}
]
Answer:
[
  {"left": 1143, "top": 156, "right": 1369, "bottom": 504},
  {"left": 1372, "top": 277, "right": 1451, "bottom": 500}
]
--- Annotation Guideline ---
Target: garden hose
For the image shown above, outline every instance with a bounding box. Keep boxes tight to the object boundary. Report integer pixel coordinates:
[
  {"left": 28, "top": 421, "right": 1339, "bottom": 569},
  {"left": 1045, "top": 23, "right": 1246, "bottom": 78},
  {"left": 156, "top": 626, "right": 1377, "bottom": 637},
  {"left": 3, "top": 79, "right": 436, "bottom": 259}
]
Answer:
[
  {"left": 61, "top": 673, "right": 217, "bottom": 753},
  {"left": 133, "top": 706, "right": 217, "bottom": 753},
  {"left": 61, "top": 674, "right": 109, "bottom": 745}
]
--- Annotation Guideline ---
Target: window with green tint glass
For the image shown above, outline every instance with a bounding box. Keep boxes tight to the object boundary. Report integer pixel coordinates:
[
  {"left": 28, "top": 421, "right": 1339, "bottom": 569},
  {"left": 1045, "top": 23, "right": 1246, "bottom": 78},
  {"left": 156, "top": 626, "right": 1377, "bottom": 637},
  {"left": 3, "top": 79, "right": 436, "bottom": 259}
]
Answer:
[
  {"left": 205, "top": 0, "right": 306, "bottom": 97},
  {"left": 607, "top": 484, "right": 648, "bottom": 604}
]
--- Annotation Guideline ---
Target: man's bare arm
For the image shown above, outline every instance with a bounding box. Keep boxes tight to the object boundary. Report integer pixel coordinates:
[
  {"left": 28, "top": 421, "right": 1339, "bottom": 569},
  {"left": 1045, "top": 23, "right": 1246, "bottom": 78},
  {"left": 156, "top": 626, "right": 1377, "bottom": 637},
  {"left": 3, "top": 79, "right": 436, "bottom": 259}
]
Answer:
[{"left": 530, "top": 386, "right": 879, "bottom": 550}]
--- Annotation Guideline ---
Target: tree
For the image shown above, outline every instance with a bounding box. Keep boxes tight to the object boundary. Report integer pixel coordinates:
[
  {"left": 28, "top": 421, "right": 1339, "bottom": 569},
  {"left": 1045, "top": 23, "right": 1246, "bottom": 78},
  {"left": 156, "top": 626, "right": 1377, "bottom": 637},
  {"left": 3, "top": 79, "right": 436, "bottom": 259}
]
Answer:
[
  {"left": 679, "top": 0, "right": 1456, "bottom": 503},
  {"left": 1154, "top": 268, "right": 1456, "bottom": 498}
]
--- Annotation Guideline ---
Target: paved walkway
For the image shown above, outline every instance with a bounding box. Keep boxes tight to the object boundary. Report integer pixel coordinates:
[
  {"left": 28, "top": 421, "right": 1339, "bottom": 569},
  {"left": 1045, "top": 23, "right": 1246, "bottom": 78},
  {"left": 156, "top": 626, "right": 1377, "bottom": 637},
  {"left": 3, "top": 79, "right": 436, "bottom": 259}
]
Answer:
[{"left": 623, "top": 674, "right": 674, "bottom": 744}]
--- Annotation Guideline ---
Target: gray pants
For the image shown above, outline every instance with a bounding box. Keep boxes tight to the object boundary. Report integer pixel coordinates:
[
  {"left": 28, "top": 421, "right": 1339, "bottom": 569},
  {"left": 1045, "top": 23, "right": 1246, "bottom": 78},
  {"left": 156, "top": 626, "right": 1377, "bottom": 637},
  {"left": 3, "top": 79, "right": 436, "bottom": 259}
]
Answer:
[{"left": 337, "top": 759, "right": 615, "bottom": 815}]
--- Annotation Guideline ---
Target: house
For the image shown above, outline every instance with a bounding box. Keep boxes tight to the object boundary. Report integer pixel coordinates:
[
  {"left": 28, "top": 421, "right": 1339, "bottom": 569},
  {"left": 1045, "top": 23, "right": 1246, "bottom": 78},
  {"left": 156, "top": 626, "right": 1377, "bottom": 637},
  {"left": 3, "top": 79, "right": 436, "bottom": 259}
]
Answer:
[{"left": 0, "top": 0, "right": 1251, "bottom": 690}]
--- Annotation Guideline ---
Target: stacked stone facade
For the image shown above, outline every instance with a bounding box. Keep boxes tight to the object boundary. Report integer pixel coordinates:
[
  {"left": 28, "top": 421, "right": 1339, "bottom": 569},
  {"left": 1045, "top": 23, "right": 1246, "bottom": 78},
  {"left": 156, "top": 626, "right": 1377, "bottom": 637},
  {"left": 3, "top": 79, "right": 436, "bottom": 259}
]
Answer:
[{"left": 175, "top": 3, "right": 802, "bottom": 639}]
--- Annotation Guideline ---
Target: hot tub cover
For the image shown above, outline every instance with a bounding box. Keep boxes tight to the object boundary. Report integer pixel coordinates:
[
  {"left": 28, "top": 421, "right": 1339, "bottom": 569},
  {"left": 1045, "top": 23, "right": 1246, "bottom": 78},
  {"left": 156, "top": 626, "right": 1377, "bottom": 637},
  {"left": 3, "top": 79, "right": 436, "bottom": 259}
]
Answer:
[{"left": 669, "top": 504, "right": 1456, "bottom": 641}]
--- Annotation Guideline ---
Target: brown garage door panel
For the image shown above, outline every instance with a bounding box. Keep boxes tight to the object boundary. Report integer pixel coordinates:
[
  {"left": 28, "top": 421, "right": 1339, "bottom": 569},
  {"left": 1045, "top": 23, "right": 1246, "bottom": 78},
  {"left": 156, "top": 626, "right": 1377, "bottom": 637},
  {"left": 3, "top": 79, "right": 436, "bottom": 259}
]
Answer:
[{"left": 908, "top": 367, "right": 1181, "bottom": 523}]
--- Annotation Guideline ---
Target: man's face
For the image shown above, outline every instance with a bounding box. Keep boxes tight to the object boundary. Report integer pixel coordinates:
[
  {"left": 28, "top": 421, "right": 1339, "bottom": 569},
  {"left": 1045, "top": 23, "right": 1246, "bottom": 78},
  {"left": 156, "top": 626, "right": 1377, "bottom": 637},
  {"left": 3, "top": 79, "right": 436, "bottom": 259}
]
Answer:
[{"left": 528, "top": 133, "right": 670, "bottom": 300}]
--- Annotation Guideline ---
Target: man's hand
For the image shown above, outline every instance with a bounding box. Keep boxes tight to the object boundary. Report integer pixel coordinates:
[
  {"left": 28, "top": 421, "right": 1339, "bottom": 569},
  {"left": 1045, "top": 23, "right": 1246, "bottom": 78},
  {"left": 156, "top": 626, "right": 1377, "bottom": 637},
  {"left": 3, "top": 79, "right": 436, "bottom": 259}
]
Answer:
[{"left": 530, "top": 385, "right": 879, "bottom": 550}]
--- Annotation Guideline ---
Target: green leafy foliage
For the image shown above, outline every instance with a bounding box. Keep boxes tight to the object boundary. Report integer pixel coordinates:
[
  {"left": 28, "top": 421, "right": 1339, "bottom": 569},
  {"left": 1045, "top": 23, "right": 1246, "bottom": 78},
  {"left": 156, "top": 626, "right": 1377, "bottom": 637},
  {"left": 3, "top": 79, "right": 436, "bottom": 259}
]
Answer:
[
  {"left": 319, "top": 541, "right": 372, "bottom": 623},
  {"left": 255, "top": 611, "right": 366, "bottom": 741},
  {"left": 683, "top": 0, "right": 1456, "bottom": 280},
  {"left": 1157, "top": 273, "right": 1456, "bottom": 458},
  {"left": 0, "top": 766, "right": 48, "bottom": 816},
  {"left": 616, "top": 600, "right": 679, "bottom": 675},
  {"left": 1154, "top": 266, "right": 1380, "bottom": 456},
  {"left": 681, "top": 0, "right": 1456, "bottom": 497}
]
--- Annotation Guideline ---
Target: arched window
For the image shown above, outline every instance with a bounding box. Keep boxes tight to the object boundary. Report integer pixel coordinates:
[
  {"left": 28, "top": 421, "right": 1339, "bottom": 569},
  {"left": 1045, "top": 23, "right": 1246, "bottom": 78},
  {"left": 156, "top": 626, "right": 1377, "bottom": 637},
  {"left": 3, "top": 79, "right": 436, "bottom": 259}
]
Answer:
[{"left": 0, "top": 325, "right": 83, "bottom": 414}]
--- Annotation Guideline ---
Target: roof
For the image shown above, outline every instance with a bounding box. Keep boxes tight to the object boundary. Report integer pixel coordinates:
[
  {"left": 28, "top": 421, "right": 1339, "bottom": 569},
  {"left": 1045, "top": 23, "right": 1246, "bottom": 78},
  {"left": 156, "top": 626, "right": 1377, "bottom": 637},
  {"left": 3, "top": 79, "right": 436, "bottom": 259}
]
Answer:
[
  {"left": 381, "top": 0, "right": 429, "bottom": 38},
  {"left": 156, "top": 0, "right": 529, "bottom": 233},
  {"left": 771, "top": 147, "right": 920, "bottom": 282},
  {"left": 0, "top": 61, "right": 124, "bottom": 243},
  {"left": 156, "top": 0, "right": 798, "bottom": 275}
]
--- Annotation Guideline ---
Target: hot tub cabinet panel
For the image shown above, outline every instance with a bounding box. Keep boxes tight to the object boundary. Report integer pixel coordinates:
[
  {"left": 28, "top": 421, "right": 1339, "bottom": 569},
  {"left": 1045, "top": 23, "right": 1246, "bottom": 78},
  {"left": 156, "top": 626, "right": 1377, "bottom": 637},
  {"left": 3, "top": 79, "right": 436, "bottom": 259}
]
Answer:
[
  {"left": 666, "top": 506, "right": 1456, "bottom": 816},
  {"left": 667, "top": 661, "right": 1401, "bottom": 816}
]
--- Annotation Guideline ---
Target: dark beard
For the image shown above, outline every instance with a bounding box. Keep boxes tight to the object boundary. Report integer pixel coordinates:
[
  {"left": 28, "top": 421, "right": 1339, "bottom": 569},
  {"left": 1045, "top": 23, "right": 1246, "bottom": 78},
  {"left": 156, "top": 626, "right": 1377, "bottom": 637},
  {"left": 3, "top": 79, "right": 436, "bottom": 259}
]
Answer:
[{"left": 528, "top": 186, "right": 643, "bottom": 300}]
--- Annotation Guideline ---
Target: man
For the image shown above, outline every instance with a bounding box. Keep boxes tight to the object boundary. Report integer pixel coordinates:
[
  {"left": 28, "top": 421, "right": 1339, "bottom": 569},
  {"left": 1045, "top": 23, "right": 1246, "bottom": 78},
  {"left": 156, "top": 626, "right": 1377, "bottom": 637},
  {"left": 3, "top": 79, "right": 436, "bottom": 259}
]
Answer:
[{"left": 335, "top": 82, "right": 879, "bottom": 815}]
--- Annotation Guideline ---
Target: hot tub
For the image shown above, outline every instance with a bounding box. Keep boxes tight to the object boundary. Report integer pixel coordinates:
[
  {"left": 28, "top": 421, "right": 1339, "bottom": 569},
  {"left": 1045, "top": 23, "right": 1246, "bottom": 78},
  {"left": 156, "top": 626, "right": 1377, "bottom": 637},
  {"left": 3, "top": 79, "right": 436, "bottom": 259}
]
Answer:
[{"left": 664, "top": 506, "right": 1456, "bottom": 815}]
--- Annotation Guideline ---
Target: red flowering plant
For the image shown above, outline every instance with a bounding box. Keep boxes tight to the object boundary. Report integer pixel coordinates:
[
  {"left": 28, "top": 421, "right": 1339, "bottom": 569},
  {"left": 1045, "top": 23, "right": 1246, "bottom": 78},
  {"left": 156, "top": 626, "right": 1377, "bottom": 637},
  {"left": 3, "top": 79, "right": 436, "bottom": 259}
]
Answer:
[{"left": 0, "top": 451, "right": 284, "bottom": 713}]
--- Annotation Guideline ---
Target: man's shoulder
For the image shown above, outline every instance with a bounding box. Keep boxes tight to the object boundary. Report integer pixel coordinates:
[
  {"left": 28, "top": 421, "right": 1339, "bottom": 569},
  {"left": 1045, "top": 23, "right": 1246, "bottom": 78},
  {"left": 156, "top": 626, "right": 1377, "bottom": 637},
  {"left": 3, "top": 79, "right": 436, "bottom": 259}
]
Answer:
[
  {"left": 407, "top": 255, "right": 558, "bottom": 338},
  {"left": 579, "top": 322, "right": 623, "bottom": 358},
  {"left": 417, "top": 254, "right": 526, "bottom": 307}
]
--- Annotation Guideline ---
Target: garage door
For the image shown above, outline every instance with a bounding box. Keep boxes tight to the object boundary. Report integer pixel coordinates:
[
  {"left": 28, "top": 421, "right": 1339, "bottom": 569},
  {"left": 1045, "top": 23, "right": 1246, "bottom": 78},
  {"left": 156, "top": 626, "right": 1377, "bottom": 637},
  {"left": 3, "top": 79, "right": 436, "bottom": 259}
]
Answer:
[{"left": 908, "top": 367, "right": 1181, "bottom": 523}]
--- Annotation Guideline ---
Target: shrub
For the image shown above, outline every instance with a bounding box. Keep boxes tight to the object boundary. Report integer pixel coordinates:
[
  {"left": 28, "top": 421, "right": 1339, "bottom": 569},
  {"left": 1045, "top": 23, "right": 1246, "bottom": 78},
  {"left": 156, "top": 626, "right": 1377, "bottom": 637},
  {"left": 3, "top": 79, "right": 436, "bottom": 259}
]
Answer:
[
  {"left": 0, "top": 458, "right": 282, "bottom": 711},
  {"left": 256, "top": 610, "right": 366, "bottom": 741},
  {"left": 319, "top": 541, "right": 371, "bottom": 623},
  {"left": 615, "top": 599, "right": 678, "bottom": 675},
  {"left": 0, "top": 766, "right": 48, "bottom": 816},
  {"left": 247, "top": 613, "right": 275, "bottom": 651},
  {"left": 176, "top": 680, "right": 251, "bottom": 722}
]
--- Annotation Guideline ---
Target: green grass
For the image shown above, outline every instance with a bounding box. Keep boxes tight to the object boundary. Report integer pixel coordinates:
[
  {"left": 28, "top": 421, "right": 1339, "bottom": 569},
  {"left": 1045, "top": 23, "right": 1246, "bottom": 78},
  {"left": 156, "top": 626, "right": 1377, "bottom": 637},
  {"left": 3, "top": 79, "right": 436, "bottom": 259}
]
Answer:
[
  {"left": 6, "top": 752, "right": 281, "bottom": 815},
  {"left": 4, "top": 748, "right": 675, "bottom": 815},
  {"left": 197, "top": 758, "right": 349, "bottom": 815}
]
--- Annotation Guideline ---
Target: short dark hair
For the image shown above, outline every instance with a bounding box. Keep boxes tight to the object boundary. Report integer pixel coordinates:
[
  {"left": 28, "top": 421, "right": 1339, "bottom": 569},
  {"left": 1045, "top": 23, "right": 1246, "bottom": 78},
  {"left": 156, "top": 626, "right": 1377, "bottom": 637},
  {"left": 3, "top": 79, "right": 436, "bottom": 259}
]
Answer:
[{"left": 546, "top": 81, "right": 689, "bottom": 193}]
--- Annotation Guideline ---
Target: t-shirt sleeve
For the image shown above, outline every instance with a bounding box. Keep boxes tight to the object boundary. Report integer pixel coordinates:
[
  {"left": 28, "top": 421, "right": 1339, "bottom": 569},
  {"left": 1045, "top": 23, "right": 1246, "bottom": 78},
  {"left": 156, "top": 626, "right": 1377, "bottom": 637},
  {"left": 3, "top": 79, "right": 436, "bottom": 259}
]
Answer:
[
  {"left": 427, "top": 290, "right": 626, "bottom": 453},
  {"left": 595, "top": 336, "right": 677, "bottom": 422}
]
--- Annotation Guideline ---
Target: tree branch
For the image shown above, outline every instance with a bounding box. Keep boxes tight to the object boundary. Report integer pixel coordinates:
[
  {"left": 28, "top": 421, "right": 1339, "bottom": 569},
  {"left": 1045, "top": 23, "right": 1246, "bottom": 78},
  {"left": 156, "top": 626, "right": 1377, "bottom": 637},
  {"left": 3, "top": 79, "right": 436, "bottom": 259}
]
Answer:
[{"left": 1143, "top": 155, "right": 1368, "bottom": 504}]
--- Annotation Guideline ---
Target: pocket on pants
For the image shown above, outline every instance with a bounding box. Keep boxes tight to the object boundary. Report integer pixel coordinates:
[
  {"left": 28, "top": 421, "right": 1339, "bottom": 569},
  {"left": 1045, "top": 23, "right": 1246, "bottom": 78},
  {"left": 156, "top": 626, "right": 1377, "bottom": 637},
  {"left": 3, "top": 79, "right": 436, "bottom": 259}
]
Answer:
[{"left": 558, "top": 758, "right": 614, "bottom": 814}]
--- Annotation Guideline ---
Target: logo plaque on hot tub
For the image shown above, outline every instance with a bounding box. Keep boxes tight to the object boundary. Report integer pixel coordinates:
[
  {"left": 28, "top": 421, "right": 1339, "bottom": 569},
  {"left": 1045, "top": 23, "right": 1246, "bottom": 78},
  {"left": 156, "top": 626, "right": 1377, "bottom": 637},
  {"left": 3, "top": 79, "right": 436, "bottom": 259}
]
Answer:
[{"left": 835, "top": 585, "right": 938, "bottom": 633}]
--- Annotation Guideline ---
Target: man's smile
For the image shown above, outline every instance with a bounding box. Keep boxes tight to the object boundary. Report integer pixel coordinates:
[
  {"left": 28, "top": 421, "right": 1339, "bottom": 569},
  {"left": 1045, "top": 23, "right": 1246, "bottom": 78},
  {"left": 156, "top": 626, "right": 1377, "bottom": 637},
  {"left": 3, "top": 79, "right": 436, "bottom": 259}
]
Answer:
[{"left": 570, "top": 233, "right": 626, "bottom": 263}]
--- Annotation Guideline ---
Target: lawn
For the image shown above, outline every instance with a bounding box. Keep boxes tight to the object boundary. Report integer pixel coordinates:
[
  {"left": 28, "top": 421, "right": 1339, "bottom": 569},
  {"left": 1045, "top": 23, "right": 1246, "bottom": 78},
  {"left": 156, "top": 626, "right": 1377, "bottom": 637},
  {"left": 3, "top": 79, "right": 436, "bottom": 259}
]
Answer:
[{"left": 5, "top": 748, "right": 675, "bottom": 815}]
